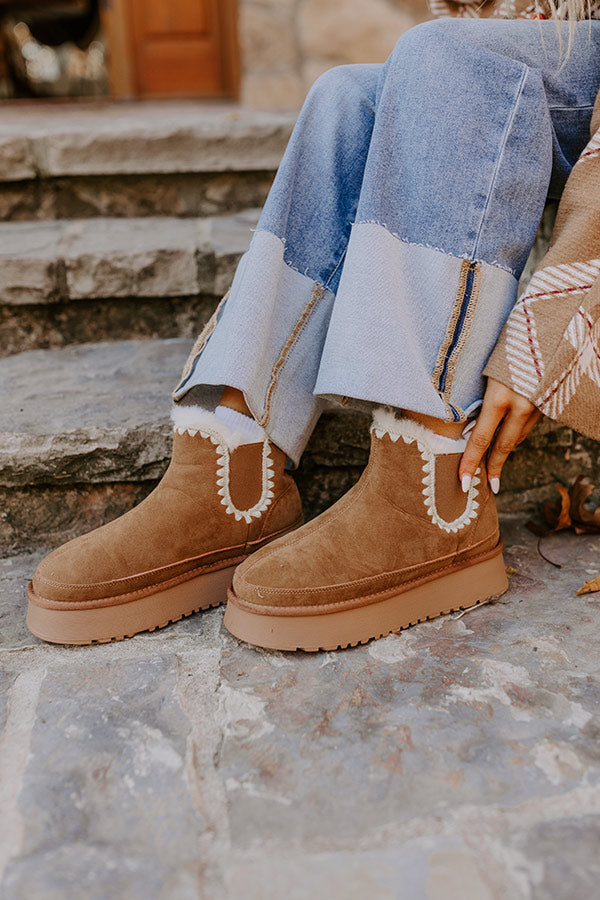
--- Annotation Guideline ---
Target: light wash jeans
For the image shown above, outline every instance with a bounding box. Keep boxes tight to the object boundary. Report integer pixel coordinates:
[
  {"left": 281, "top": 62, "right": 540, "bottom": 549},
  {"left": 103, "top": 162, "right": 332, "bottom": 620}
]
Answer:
[{"left": 174, "top": 17, "right": 600, "bottom": 465}]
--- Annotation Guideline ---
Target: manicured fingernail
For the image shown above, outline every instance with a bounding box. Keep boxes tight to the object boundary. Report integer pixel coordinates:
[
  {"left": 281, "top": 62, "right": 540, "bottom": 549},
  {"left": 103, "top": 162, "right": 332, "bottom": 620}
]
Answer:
[
  {"left": 490, "top": 476, "right": 500, "bottom": 495},
  {"left": 462, "top": 419, "right": 477, "bottom": 437},
  {"left": 461, "top": 474, "right": 471, "bottom": 493}
]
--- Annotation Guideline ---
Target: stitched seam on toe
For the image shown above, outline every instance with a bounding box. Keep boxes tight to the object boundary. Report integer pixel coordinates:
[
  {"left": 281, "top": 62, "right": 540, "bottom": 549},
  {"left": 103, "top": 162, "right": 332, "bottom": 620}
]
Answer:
[
  {"left": 234, "top": 540, "right": 503, "bottom": 613},
  {"left": 35, "top": 551, "right": 246, "bottom": 594},
  {"left": 241, "top": 530, "right": 500, "bottom": 598}
]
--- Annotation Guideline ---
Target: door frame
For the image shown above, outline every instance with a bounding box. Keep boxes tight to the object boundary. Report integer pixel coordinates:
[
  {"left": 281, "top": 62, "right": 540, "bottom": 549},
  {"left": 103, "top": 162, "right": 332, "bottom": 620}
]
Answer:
[{"left": 99, "top": 0, "right": 240, "bottom": 100}]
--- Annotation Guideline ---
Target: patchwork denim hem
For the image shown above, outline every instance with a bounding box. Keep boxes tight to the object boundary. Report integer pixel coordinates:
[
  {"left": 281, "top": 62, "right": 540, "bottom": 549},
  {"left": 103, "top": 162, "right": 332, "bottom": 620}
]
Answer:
[{"left": 313, "top": 223, "right": 519, "bottom": 422}]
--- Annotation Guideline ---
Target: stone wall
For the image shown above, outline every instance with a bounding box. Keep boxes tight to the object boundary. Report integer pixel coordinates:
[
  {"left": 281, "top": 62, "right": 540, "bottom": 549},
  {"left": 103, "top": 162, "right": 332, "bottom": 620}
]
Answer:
[{"left": 239, "top": 0, "right": 430, "bottom": 109}]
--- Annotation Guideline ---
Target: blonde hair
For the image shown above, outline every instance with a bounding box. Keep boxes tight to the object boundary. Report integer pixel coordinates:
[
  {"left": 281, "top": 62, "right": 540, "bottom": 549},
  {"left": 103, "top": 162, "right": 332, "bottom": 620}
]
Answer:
[
  {"left": 549, "top": 0, "right": 592, "bottom": 19},
  {"left": 540, "top": 0, "right": 593, "bottom": 61}
]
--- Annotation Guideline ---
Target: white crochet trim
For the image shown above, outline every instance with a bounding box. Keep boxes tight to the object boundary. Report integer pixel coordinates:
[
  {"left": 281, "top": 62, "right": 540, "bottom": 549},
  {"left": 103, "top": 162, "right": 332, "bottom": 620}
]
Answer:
[
  {"left": 370, "top": 409, "right": 479, "bottom": 534},
  {"left": 215, "top": 435, "right": 275, "bottom": 523},
  {"left": 171, "top": 407, "right": 274, "bottom": 523}
]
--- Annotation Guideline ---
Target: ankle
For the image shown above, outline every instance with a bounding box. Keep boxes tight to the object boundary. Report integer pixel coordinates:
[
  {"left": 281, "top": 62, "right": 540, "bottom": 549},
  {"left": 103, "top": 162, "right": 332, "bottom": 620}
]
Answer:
[
  {"left": 402, "top": 410, "right": 465, "bottom": 440},
  {"left": 221, "top": 386, "right": 252, "bottom": 418}
]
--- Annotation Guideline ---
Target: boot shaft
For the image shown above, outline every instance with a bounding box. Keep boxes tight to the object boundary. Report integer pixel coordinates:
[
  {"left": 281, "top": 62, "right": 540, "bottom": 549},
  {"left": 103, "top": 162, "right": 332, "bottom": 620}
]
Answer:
[{"left": 370, "top": 410, "right": 499, "bottom": 548}]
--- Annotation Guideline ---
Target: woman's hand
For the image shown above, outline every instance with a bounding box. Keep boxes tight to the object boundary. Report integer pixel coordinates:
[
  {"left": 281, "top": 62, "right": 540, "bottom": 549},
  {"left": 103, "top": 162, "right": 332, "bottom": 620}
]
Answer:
[{"left": 459, "top": 377, "right": 542, "bottom": 494}]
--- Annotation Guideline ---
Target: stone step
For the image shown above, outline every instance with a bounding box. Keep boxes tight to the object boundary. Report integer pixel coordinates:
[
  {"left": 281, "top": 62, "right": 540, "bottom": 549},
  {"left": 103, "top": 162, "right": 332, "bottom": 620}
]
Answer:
[
  {"left": 0, "top": 210, "right": 260, "bottom": 356},
  {"left": 0, "top": 102, "right": 293, "bottom": 222},
  {"left": 0, "top": 209, "right": 259, "bottom": 306},
  {"left": 1, "top": 339, "right": 597, "bottom": 553}
]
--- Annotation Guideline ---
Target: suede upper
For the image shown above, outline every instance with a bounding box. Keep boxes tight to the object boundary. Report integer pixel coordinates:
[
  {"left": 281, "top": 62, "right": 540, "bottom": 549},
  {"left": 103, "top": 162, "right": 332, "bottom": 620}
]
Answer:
[
  {"left": 32, "top": 429, "right": 303, "bottom": 605},
  {"left": 231, "top": 427, "right": 500, "bottom": 611}
]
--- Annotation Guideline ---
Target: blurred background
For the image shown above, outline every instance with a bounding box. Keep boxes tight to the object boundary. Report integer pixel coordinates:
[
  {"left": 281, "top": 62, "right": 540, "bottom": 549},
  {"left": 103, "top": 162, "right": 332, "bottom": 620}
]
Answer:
[{"left": 0, "top": 0, "right": 431, "bottom": 108}]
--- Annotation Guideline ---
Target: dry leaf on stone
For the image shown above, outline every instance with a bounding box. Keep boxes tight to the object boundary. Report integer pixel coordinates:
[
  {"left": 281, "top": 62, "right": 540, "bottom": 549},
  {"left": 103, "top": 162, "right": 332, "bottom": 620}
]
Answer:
[
  {"left": 569, "top": 476, "right": 600, "bottom": 534},
  {"left": 576, "top": 575, "right": 600, "bottom": 596},
  {"left": 527, "top": 475, "right": 600, "bottom": 537},
  {"left": 526, "top": 475, "right": 600, "bottom": 573},
  {"left": 543, "top": 483, "right": 573, "bottom": 532},
  {"left": 526, "top": 483, "right": 570, "bottom": 537}
]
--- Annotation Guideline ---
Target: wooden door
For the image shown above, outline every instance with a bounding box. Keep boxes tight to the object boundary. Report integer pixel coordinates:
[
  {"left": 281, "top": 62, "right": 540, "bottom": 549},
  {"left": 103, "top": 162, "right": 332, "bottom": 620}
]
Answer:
[{"left": 101, "top": 0, "right": 239, "bottom": 100}]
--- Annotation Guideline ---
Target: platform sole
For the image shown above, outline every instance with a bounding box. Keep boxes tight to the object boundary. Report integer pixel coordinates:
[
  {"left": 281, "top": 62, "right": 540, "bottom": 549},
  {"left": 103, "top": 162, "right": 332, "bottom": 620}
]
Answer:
[
  {"left": 224, "top": 546, "right": 509, "bottom": 652},
  {"left": 26, "top": 562, "right": 238, "bottom": 645}
]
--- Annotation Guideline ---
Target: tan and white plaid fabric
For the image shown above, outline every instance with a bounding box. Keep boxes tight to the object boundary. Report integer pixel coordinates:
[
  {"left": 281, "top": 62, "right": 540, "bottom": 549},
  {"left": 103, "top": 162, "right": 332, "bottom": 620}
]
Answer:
[{"left": 484, "top": 90, "right": 600, "bottom": 439}]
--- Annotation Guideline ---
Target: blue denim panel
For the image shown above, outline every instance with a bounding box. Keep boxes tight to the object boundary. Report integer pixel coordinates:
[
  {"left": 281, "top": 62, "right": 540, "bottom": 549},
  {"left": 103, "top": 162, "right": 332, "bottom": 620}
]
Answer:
[
  {"left": 357, "top": 19, "right": 600, "bottom": 277},
  {"left": 257, "top": 64, "right": 380, "bottom": 291}
]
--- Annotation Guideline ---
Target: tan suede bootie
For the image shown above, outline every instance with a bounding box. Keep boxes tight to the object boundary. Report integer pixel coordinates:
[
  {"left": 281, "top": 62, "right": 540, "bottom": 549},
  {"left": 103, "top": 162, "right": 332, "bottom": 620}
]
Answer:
[
  {"left": 225, "top": 410, "right": 508, "bottom": 651},
  {"left": 27, "top": 409, "right": 303, "bottom": 644}
]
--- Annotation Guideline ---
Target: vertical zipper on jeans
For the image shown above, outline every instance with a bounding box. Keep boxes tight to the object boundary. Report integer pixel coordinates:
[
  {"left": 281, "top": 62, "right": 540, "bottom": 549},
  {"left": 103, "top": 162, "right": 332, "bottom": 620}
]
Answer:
[
  {"left": 438, "top": 262, "right": 477, "bottom": 394},
  {"left": 437, "top": 261, "right": 479, "bottom": 420}
]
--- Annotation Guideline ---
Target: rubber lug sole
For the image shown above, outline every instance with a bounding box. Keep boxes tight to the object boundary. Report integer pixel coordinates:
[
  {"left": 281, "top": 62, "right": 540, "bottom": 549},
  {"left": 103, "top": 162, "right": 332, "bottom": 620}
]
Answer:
[
  {"left": 224, "top": 546, "right": 509, "bottom": 652},
  {"left": 26, "top": 563, "right": 238, "bottom": 645}
]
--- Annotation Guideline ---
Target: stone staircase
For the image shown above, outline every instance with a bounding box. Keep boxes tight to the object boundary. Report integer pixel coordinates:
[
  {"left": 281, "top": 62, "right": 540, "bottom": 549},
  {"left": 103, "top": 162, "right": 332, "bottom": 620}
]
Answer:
[
  {"left": 0, "top": 102, "right": 597, "bottom": 555},
  {"left": 0, "top": 101, "right": 294, "bottom": 357},
  {"left": 0, "top": 100, "right": 369, "bottom": 553}
]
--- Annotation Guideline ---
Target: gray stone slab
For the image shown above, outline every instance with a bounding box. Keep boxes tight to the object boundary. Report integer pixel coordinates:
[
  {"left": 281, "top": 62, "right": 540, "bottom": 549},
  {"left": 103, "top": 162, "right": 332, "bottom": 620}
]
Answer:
[
  {"left": 0, "top": 655, "right": 210, "bottom": 899},
  {"left": 1, "top": 337, "right": 599, "bottom": 548},
  {"left": 222, "top": 840, "right": 498, "bottom": 900},
  {"left": 0, "top": 293, "right": 217, "bottom": 359},
  {"left": 0, "top": 170, "right": 273, "bottom": 226},
  {"left": 63, "top": 217, "right": 200, "bottom": 300},
  {"left": 0, "top": 551, "right": 45, "bottom": 650},
  {"left": 0, "top": 136, "right": 36, "bottom": 182},
  {"left": 1, "top": 523, "right": 598, "bottom": 898},
  {"left": 199, "top": 209, "right": 260, "bottom": 297},
  {"left": 0, "top": 220, "right": 63, "bottom": 305},
  {"left": 0, "top": 211, "right": 259, "bottom": 305},
  {"left": 0, "top": 102, "right": 295, "bottom": 180},
  {"left": 0, "top": 666, "right": 15, "bottom": 737},
  {"left": 0, "top": 339, "right": 193, "bottom": 488},
  {"left": 210, "top": 522, "right": 600, "bottom": 897}
]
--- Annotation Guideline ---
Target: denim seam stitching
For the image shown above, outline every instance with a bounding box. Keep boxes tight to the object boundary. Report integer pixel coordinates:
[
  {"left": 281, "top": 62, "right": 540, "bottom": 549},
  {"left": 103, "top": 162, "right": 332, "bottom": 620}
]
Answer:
[
  {"left": 547, "top": 105, "right": 596, "bottom": 111},
  {"left": 353, "top": 220, "right": 518, "bottom": 277},
  {"left": 258, "top": 227, "right": 350, "bottom": 290},
  {"left": 256, "top": 282, "right": 327, "bottom": 428},
  {"left": 471, "top": 63, "right": 528, "bottom": 260},
  {"left": 172, "top": 289, "right": 231, "bottom": 398},
  {"left": 442, "top": 262, "right": 482, "bottom": 398},
  {"left": 324, "top": 244, "right": 348, "bottom": 289}
]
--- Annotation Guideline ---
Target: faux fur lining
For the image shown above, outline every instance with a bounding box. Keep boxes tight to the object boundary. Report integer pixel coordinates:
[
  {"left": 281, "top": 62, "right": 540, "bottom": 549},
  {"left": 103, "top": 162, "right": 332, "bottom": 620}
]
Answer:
[
  {"left": 371, "top": 407, "right": 468, "bottom": 454},
  {"left": 171, "top": 405, "right": 259, "bottom": 453},
  {"left": 370, "top": 407, "right": 479, "bottom": 534},
  {"left": 170, "top": 405, "right": 274, "bottom": 523}
]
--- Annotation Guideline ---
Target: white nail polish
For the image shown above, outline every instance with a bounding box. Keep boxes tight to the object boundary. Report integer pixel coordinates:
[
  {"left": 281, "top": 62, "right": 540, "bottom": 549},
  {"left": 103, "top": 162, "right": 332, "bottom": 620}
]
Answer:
[
  {"left": 490, "top": 476, "right": 500, "bottom": 495},
  {"left": 462, "top": 418, "right": 477, "bottom": 437},
  {"left": 461, "top": 474, "right": 471, "bottom": 493}
]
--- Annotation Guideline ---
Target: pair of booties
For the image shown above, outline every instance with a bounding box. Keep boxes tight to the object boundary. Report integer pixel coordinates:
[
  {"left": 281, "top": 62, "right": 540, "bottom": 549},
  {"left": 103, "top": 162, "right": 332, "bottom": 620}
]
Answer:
[{"left": 27, "top": 408, "right": 507, "bottom": 650}]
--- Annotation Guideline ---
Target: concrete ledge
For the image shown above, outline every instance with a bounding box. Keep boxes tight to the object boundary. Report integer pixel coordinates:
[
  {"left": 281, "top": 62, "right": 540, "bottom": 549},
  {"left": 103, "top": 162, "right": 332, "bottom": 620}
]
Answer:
[
  {"left": 0, "top": 210, "right": 259, "bottom": 304},
  {"left": 0, "top": 103, "right": 295, "bottom": 181}
]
